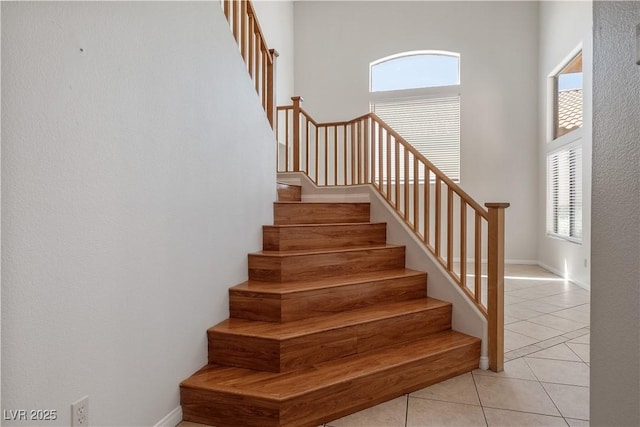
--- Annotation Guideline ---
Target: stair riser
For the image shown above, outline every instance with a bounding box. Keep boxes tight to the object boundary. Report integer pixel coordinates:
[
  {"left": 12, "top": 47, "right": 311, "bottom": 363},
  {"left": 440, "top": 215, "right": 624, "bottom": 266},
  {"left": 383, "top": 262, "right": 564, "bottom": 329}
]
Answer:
[
  {"left": 248, "top": 247, "right": 406, "bottom": 282},
  {"left": 181, "top": 341, "right": 480, "bottom": 427},
  {"left": 274, "top": 202, "right": 370, "bottom": 225},
  {"left": 230, "top": 274, "right": 427, "bottom": 322},
  {"left": 263, "top": 223, "right": 387, "bottom": 251},
  {"left": 209, "top": 305, "right": 452, "bottom": 372}
]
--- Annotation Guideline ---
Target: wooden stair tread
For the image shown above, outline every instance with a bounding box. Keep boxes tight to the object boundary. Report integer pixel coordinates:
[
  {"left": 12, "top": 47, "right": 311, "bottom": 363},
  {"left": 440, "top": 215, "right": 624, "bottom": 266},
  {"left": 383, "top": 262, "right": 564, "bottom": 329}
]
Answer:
[
  {"left": 253, "top": 244, "right": 402, "bottom": 257},
  {"left": 266, "top": 221, "right": 386, "bottom": 229},
  {"left": 211, "top": 298, "right": 449, "bottom": 339},
  {"left": 231, "top": 268, "right": 425, "bottom": 295},
  {"left": 183, "top": 330, "right": 479, "bottom": 401}
]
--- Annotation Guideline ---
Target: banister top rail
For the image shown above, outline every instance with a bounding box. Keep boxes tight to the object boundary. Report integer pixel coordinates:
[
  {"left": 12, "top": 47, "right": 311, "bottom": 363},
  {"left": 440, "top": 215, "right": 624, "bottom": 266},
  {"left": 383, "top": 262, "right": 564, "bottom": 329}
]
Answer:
[
  {"left": 368, "top": 112, "right": 489, "bottom": 218},
  {"left": 245, "top": 0, "right": 274, "bottom": 65}
]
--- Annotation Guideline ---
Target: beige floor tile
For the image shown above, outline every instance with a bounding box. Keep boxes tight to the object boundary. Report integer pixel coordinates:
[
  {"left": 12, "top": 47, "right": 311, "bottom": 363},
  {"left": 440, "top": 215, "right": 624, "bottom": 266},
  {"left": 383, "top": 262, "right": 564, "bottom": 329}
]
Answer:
[
  {"left": 473, "top": 357, "right": 537, "bottom": 381},
  {"left": 527, "top": 343, "right": 582, "bottom": 362},
  {"left": 525, "top": 357, "right": 589, "bottom": 387},
  {"left": 551, "top": 306, "right": 590, "bottom": 324},
  {"left": 504, "top": 315, "right": 520, "bottom": 325},
  {"left": 509, "top": 299, "right": 564, "bottom": 314},
  {"left": 410, "top": 372, "right": 480, "bottom": 405},
  {"left": 326, "top": 396, "right": 406, "bottom": 427},
  {"left": 507, "top": 287, "right": 563, "bottom": 301},
  {"left": 505, "top": 279, "right": 540, "bottom": 292},
  {"left": 406, "top": 398, "right": 486, "bottom": 427},
  {"left": 566, "top": 342, "right": 590, "bottom": 363},
  {"left": 177, "top": 423, "right": 210, "bottom": 427},
  {"left": 474, "top": 375, "right": 560, "bottom": 416},
  {"left": 504, "top": 330, "right": 539, "bottom": 350},
  {"left": 504, "top": 294, "right": 528, "bottom": 305},
  {"left": 483, "top": 407, "right": 567, "bottom": 426},
  {"left": 527, "top": 314, "right": 588, "bottom": 332},
  {"left": 572, "top": 303, "right": 591, "bottom": 313},
  {"left": 543, "top": 382, "right": 590, "bottom": 420},
  {"left": 505, "top": 304, "right": 546, "bottom": 321},
  {"left": 566, "top": 418, "right": 590, "bottom": 426},
  {"left": 568, "top": 333, "right": 590, "bottom": 344},
  {"left": 537, "top": 291, "right": 590, "bottom": 309},
  {"left": 506, "top": 321, "right": 564, "bottom": 341}
]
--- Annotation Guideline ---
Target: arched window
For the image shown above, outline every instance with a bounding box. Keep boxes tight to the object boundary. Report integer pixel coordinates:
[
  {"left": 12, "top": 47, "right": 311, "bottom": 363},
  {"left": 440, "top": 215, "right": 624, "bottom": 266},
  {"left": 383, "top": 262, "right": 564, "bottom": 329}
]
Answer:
[{"left": 370, "top": 51, "right": 461, "bottom": 181}]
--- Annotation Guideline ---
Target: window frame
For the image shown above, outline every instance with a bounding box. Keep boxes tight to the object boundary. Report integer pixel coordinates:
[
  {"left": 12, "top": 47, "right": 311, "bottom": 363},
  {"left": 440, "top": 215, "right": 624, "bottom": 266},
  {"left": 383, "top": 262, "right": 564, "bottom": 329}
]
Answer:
[
  {"left": 369, "top": 51, "right": 462, "bottom": 183},
  {"left": 545, "top": 44, "right": 584, "bottom": 244}
]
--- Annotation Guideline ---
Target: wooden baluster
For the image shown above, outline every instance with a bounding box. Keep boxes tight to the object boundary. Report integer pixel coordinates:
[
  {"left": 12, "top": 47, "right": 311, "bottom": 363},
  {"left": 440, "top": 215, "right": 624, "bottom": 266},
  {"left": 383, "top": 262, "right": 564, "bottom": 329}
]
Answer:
[
  {"left": 325, "top": 126, "right": 330, "bottom": 185},
  {"left": 386, "top": 132, "right": 391, "bottom": 198},
  {"left": 240, "top": 1, "right": 247, "bottom": 62},
  {"left": 393, "top": 138, "right": 400, "bottom": 207},
  {"left": 248, "top": 14, "right": 254, "bottom": 79},
  {"left": 304, "top": 117, "right": 311, "bottom": 174},
  {"left": 291, "top": 96, "right": 302, "bottom": 172},
  {"left": 343, "top": 125, "right": 347, "bottom": 185},
  {"left": 414, "top": 157, "right": 419, "bottom": 232},
  {"left": 475, "top": 212, "right": 482, "bottom": 304},
  {"left": 232, "top": 0, "right": 240, "bottom": 43},
  {"left": 485, "top": 202, "right": 509, "bottom": 373},
  {"left": 251, "top": 37, "right": 262, "bottom": 95},
  {"left": 284, "top": 107, "right": 290, "bottom": 171},
  {"left": 365, "top": 119, "right": 370, "bottom": 185},
  {"left": 424, "top": 166, "right": 430, "bottom": 246},
  {"left": 333, "top": 126, "right": 338, "bottom": 185},
  {"left": 224, "top": 0, "right": 230, "bottom": 19},
  {"left": 266, "top": 49, "right": 278, "bottom": 128},
  {"left": 351, "top": 121, "right": 360, "bottom": 185},
  {"left": 261, "top": 51, "right": 267, "bottom": 111},
  {"left": 435, "top": 176, "right": 442, "bottom": 258},
  {"left": 460, "top": 200, "right": 467, "bottom": 288},
  {"left": 447, "top": 187, "right": 454, "bottom": 271},
  {"left": 404, "top": 149, "right": 410, "bottom": 220},
  {"left": 378, "top": 125, "right": 383, "bottom": 191},
  {"left": 315, "top": 125, "right": 319, "bottom": 182}
]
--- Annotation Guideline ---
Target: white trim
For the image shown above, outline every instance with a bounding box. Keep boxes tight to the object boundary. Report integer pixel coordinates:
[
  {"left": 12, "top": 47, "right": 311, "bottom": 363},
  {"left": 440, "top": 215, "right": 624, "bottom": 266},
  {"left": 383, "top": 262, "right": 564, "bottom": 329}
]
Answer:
[
  {"left": 546, "top": 44, "right": 583, "bottom": 143},
  {"left": 154, "top": 406, "right": 182, "bottom": 427},
  {"left": 505, "top": 259, "right": 539, "bottom": 265},
  {"left": 537, "top": 261, "right": 590, "bottom": 290},
  {"left": 479, "top": 356, "right": 489, "bottom": 370}
]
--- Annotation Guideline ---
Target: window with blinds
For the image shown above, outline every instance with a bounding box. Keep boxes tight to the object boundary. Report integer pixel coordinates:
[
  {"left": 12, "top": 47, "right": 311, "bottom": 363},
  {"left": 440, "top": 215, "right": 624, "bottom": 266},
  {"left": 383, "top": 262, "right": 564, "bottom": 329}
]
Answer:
[
  {"left": 371, "top": 96, "right": 460, "bottom": 181},
  {"left": 369, "top": 51, "right": 461, "bottom": 182},
  {"left": 547, "top": 146, "right": 582, "bottom": 241}
]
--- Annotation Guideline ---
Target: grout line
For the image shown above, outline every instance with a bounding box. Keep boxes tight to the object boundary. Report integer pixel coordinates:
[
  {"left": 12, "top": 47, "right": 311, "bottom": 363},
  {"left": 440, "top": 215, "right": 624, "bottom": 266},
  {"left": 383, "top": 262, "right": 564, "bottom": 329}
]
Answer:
[
  {"left": 471, "top": 371, "right": 489, "bottom": 427},
  {"left": 404, "top": 393, "right": 409, "bottom": 427}
]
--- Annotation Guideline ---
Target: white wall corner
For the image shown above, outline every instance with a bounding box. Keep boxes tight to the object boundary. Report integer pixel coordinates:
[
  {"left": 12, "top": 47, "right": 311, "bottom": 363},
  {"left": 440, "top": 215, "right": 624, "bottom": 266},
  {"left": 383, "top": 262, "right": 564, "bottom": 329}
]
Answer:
[{"left": 154, "top": 406, "right": 182, "bottom": 427}]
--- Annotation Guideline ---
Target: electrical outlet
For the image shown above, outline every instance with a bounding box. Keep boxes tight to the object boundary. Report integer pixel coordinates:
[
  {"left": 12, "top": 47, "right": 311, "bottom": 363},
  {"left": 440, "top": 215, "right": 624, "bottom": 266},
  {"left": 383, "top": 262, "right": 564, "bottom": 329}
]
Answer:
[{"left": 71, "top": 396, "right": 89, "bottom": 427}]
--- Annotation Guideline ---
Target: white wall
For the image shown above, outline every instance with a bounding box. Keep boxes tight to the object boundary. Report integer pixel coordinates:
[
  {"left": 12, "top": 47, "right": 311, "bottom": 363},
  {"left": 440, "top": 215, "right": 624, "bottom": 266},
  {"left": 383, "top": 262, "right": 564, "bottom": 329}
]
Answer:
[
  {"left": 591, "top": 1, "right": 640, "bottom": 424},
  {"left": 293, "top": 1, "right": 539, "bottom": 262},
  {"left": 1, "top": 2, "right": 275, "bottom": 425},
  {"left": 251, "top": 0, "right": 295, "bottom": 105},
  {"left": 537, "top": 1, "right": 592, "bottom": 289}
]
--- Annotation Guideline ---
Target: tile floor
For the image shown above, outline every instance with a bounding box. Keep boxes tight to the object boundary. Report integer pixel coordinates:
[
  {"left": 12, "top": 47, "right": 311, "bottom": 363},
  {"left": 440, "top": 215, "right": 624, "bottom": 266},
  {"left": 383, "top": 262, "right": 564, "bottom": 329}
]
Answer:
[{"left": 180, "top": 265, "right": 590, "bottom": 427}]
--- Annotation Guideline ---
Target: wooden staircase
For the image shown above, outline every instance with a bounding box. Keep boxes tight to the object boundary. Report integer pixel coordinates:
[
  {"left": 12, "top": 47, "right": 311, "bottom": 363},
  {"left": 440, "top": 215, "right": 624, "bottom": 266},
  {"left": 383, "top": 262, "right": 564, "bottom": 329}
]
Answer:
[{"left": 180, "top": 183, "right": 481, "bottom": 427}]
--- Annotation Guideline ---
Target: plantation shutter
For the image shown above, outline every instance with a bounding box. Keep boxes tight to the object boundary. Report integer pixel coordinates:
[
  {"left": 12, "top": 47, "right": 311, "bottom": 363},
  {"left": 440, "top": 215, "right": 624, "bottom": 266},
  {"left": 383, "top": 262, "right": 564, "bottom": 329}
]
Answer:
[
  {"left": 372, "top": 96, "right": 460, "bottom": 181},
  {"left": 547, "top": 147, "right": 583, "bottom": 239}
]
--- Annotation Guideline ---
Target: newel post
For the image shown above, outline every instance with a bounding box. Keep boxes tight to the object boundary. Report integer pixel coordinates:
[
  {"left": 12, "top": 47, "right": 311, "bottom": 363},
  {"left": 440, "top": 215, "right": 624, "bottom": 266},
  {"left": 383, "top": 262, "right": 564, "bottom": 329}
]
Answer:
[
  {"left": 291, "top": 96, "right": 303, "bottom": 172},
  {"left": 485, "top": 202, "right": 510, "bottom": 372},
  {"left": 266, "top": 49, "right": 279, "bottom": 129}
]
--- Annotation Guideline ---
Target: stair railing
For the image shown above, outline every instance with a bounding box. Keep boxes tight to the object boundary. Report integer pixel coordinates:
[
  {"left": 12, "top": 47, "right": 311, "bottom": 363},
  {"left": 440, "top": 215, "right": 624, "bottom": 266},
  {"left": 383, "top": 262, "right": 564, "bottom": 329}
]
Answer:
[
  {"left": 222, "top": 0, "right": 278, "bottom": 127},
  {"left": 277, "top": 96, "right": 509, "bottom": 372}
]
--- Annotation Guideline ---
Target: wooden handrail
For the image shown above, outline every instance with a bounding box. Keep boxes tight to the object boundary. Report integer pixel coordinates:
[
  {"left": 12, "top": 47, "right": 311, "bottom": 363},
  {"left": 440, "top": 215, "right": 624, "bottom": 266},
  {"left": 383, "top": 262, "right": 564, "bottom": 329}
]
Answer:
[
  {"left": 222, "top": 0, "right": 278, "bottom": 128},
  {"left": 276, "top": 96, "right": 509, "bottom": 372}
]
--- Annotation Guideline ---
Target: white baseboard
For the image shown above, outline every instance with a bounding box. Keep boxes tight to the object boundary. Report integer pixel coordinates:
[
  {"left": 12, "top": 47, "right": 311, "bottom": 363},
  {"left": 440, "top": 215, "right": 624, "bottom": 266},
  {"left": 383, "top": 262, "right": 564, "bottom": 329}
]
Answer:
[
  {"left": 537, "top": 261, "right": 590, "bottom": 290},
  {"left": 505, "top": 259, "right": 539, "bottom": 265},
  {"left": 479, "top": 356, "right": 489, "bottom": 370},
  {"left": 155, "top": 406, "right": 182, "bottom": 427}
]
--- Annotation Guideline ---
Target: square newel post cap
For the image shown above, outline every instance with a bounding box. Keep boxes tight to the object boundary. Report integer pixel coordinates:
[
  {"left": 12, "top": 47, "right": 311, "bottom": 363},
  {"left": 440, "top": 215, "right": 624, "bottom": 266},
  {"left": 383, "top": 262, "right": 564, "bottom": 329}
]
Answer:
[
  {"left": 485, "top": 202, "right": 510, "bottom": 209},
  {"left": 291, "top": 96, "right": 304, "bottom": 103}
]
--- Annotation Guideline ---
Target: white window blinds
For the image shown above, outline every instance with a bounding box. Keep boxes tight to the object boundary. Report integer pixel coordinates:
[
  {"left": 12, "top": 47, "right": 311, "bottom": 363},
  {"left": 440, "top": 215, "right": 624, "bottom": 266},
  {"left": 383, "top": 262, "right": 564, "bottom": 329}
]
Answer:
[
  {"left": 547, "top": 146, "right": 583, "bottom": 240},
  {"left": 372, "top": 96, "right": 460, "bottom": 181}
]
